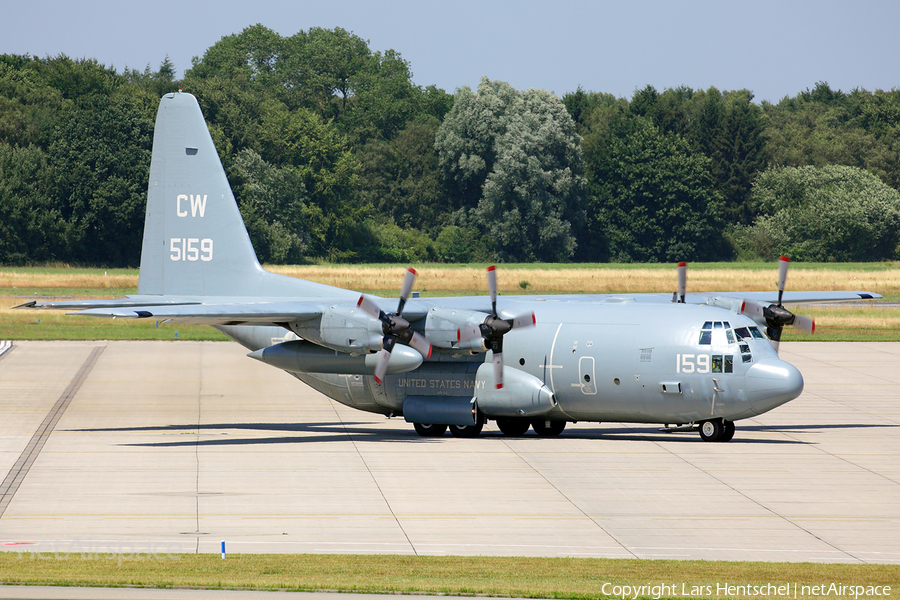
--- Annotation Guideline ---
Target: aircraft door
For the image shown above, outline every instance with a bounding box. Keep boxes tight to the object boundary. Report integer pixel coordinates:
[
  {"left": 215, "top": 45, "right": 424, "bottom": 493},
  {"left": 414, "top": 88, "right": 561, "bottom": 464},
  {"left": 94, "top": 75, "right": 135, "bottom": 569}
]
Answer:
[{"left": 578, "top": 356, "right": 597, "bottom": 395}]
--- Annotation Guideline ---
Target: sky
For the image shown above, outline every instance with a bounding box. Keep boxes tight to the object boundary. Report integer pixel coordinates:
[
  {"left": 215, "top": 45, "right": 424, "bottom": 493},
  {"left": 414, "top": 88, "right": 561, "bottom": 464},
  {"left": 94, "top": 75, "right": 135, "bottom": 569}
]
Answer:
[{"left": 2, "top": 0, "right": 898, "bottom": 104}]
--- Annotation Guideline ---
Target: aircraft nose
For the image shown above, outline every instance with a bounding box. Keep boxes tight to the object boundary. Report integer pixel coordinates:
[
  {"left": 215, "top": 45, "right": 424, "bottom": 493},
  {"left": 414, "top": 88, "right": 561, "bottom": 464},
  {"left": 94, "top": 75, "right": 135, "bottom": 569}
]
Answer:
[{"left": 745, "top": 359, "right": 804, "bottom": 415}]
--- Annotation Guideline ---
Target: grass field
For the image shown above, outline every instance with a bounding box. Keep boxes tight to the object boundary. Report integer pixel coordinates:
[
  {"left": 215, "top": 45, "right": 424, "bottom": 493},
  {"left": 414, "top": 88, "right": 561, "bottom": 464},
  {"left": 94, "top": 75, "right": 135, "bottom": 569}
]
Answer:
[
  {"left": 1, "top": 553, "right": 898, "bottom": 598},
  {"left": 2, "top": 263, "right": 899, "bottom": 341}
]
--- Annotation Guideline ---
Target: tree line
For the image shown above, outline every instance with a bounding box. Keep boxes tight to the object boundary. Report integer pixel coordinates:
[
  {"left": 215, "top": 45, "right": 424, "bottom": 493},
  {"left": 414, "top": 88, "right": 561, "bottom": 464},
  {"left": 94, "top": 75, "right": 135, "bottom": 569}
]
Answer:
[{"left": 2, "top": 24, "right": 900, "bottom": 267}]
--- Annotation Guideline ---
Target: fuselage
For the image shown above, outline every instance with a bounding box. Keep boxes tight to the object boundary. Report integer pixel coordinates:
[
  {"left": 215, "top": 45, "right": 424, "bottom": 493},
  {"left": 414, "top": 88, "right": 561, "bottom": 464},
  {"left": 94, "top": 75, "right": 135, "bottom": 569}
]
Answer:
[{"left": 219, "top": 297, "right": 803, "bottom": 426}]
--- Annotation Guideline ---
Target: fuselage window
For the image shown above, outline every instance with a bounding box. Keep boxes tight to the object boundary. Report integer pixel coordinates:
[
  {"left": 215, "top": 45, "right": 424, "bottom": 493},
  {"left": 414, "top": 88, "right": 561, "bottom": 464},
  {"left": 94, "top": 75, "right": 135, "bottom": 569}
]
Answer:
[
  {"left": 711, "top": 354, "right": 735, "bottom": 373},
  {"left": 740, "top": 344, "right": 750, "bottom": 353},
  {"left": 742, "top": 354, "right": 753, "bottom": 363},
  {"left": 749, "top": 326, "right": 765, "bottom": 339}
]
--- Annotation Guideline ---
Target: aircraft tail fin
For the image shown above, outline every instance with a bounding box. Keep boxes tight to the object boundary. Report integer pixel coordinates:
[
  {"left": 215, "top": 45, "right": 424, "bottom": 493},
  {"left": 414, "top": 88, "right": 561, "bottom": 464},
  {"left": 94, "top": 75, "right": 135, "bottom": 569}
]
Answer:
[{"left": 138, "top": 92, "right": 340, "bottom": 298}]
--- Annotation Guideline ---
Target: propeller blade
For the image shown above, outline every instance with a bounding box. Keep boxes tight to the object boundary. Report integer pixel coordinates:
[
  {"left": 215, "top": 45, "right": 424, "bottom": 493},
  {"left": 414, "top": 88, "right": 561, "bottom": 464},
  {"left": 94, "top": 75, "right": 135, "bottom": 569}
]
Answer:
[
  {"left": 373, "top": 349, "right": 391, "bottom": 384},
  {"left": 492, "top": 351, "right": 503, "bottom": 389},
  {"left": 357, "top": 295, "right": 382, "bottom": 320},
  {"left": 777, "top": 256, "right": 790, "bottom": 305},
  {"left": 397, "top": 268, "right": 417, "bottom": 315},
  {"left": 677, "top": 262, "right": 687, "bottom": 303},
  {"left": 792, "top": 314, "right": 815, "bottom": 334},
  {"left": 510, "top": 312, "right": 536, "bottom": 330},
  {"left": 740, "top": 299, "right": 766, "bottom": 320},
  {"left": 408, "top": 332, "right": 433, "bottom": 359},
  {"left": 486, "top": 265, "right": 498, "bottom": 316}
]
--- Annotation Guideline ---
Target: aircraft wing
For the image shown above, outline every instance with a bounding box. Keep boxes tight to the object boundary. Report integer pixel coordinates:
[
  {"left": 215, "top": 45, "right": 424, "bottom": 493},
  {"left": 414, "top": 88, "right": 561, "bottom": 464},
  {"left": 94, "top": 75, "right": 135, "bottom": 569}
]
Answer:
[
  {"left": 13, "top": 297, "right": 202, "bottom": 311},
  {"left": 14, "top": 296, "right": 349, "bottom": 326},
  {"left": 710, "top": 291, "right": 881, "bottom": 305},
  {"left": 435, "top": 290, "right": 883, "bottom": 306},
  {"left": 70, "top": 301, "right": 336, "bottom": 326}
]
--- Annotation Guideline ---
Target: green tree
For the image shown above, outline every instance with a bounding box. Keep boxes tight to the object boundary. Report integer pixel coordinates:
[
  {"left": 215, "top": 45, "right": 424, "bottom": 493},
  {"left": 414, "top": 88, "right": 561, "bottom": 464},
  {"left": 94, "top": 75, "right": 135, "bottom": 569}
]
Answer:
[
  {"left": 762, "top": 82, "right": 900, "bottom": 190},
  {"left": 0, "top": 142, "right": 64, "bottom": 264},
  {"left": 435, "top": 78, "right": 585, "bottom": 262},
  {"left": 703, "top": 89, "right": 766, "bottom": 225},
  {"left": 258, "top": 106, "right": 365, "bottom": 259},
  {"left": 357, "top": 115, "right": 445, "bottom": 234},
  {"left": 585, "top": 116, "right": 725, "bottom": 262},
  {"left": 48, "top": 94, "right": 153, "bottom": 265},
  {"left": 232, "top": 149, "right": 309, "bottom": 264},
  {"left": 739, "top": 165, "right": 900, "bottom": 261}
]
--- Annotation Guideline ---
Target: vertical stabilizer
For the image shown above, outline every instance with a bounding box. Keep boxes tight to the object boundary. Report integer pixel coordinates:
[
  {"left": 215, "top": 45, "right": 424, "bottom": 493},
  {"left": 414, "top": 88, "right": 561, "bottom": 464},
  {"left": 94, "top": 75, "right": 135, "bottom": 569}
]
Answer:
[{"left": 137, "top": 92, "right": 341, "bottom": 298}]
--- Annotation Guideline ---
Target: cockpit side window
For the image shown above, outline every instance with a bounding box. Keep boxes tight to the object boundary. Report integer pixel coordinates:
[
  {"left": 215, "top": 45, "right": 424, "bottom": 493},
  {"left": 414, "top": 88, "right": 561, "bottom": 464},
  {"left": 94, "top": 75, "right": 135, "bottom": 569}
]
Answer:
[
  {"left": 734, "top": 327, "right": 751, "bottom": 341},
  {"left": 749, "top": 326, "right": 765, "bottom": 339}
]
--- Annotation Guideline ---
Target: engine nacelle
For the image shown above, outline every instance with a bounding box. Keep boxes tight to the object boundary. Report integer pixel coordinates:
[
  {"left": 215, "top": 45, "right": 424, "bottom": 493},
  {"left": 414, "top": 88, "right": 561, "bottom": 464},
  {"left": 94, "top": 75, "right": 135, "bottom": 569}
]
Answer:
[
  {"left": 291, "top": 304, "right": 382, "bottom": 354},
  {"left": 473, "top": 362, "right": 557, "bottom": 417},
  {"left": 424, "top": 306, "right": 489, "bottom": 352},
  {"left": 248, "top": 340, "right": 422, "bottom": 375}
]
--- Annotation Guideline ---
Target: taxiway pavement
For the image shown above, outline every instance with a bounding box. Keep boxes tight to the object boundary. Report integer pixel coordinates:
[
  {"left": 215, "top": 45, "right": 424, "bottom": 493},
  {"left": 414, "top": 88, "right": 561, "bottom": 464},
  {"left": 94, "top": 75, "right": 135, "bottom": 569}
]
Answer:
[{"left": 0, "top": 341, "right": 897, "bottom": 563}]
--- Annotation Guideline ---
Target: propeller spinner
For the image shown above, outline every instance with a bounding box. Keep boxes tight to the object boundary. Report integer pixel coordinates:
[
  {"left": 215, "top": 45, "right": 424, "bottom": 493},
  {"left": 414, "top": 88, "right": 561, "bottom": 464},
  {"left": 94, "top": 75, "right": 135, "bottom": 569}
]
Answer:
[
  {"left": 357, "top": 267, "right": 432, "bottom": 383},
  {"left": 457, "top": 265, "right": 535, "bottom": 389}
]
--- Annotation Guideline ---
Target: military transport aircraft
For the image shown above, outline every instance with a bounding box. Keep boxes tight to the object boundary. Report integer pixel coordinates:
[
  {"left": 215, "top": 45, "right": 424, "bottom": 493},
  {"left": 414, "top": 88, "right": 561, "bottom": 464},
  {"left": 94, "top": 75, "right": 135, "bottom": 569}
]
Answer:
[{"left": 17, "top": 92, "right": 882, "bottom": 442}]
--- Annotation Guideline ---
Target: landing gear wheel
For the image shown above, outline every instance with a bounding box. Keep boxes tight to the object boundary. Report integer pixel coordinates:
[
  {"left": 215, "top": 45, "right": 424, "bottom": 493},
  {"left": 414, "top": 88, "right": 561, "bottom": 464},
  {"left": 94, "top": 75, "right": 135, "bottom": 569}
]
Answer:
[
  {"left": 496, "top": 417, "right": 530, "bottom": 436},
  {"left": 449, "top": 422, "right": 484, "bottom": 438},
  {"left": 532, "top": 419, "right": 566, "bottom": 437},
  {"left": 699, "top": 419, "right": 731, "bottom": 442},
  {"left": 721, "top": 420, "right": 736, "bottom": 442},
  {"left": 413, "top": 423, "right": 447, "bottom": 437}
]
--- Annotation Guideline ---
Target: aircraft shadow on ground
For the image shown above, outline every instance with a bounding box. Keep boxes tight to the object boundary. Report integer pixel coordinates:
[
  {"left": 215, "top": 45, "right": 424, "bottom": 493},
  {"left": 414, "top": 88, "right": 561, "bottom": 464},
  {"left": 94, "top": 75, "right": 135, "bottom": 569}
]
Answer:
[{"left": 64, "top": 420, "right": 894, "bottom": 447}]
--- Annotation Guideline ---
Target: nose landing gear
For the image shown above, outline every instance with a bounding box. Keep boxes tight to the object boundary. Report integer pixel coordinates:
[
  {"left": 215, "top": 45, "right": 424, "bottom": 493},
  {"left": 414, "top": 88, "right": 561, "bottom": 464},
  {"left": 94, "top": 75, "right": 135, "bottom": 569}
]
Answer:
[{"left": 699, "top": 418, "right": 735, "bottom": 442}]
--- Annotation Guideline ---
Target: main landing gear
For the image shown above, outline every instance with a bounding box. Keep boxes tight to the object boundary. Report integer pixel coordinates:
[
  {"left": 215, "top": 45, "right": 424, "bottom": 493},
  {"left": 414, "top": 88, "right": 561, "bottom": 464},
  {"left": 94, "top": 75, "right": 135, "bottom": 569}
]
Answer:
[
  {"left": 413, "top": 423, "right": 447, "bottom": 437},
  {"left": 414, "top": 416, "right": 567, "bottom": 438},
  {"left": 494, "top": 417, "right": 566, "bottom": 437},
  {"left": 698, "top": 418, "right": 735, "bottom": 442}
]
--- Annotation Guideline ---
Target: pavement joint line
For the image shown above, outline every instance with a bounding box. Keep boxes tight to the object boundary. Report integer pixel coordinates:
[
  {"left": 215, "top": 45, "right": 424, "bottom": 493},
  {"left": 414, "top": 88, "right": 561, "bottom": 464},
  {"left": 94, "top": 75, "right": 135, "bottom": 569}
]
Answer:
[
  {"left": 0, "top": 345, "right": 105, "bottom": 519},
  {"left": 646, "top": 418, "right": 869, "bottom": 565},
  {"left": 329, "top": 400, "right": 419, "bottom": 556},
  {"left": 499, "top": 437, "right": 639, "bottom": 559}
]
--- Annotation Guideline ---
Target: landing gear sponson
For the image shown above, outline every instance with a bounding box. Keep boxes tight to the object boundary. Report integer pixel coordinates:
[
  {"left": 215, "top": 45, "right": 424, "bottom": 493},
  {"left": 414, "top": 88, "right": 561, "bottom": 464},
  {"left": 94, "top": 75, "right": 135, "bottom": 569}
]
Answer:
[{"left": 417, "top": 417, "right": 735, "bottom": 441}]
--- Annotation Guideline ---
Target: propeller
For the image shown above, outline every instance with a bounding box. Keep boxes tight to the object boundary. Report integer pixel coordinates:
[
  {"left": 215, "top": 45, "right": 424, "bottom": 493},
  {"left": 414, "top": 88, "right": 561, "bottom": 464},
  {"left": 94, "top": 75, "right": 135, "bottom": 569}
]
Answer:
[
  {"left": 357, "top": 267, "right": 432, "bottom": 384},
  {"left": 740, "top": 256, "right": 815, "bottom": 352},
  {"left": 675, "top": 261, "right": 687, "bottom": 303},
  {"left": 457, "top": 265, "right": 535, "bottom": 389}
]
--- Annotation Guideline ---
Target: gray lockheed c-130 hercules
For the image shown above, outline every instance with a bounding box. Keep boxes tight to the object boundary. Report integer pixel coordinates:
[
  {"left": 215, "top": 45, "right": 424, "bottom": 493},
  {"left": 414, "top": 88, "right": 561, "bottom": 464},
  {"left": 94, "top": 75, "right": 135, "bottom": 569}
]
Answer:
[{"left": 17, "top": 92, "right": 882, "bottom": 442}]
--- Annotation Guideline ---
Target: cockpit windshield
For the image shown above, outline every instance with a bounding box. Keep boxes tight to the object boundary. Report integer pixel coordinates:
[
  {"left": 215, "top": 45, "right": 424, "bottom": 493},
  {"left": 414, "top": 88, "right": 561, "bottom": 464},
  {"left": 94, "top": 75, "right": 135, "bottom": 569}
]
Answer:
[
  {"left": 699, "top": 323, "right": 765, "bottom": 344},
  {"left": 698, "top": 321, "right": 763, "bottom": 364}
]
